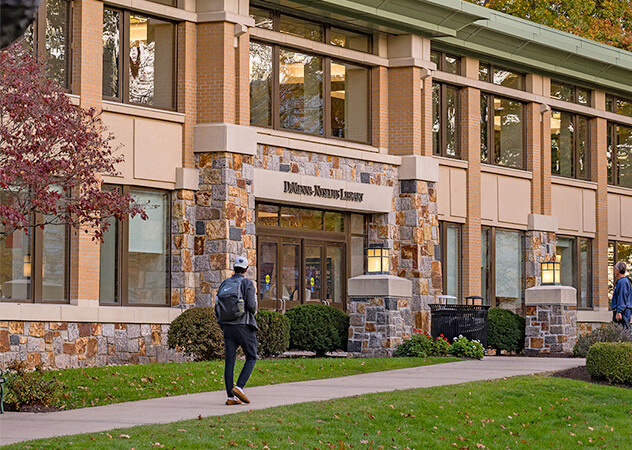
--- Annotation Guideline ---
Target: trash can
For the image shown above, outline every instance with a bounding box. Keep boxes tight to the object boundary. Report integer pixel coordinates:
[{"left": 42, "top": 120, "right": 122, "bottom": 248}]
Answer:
[{"left": 429, "top": 304, "right": 490, "bottom": 348}]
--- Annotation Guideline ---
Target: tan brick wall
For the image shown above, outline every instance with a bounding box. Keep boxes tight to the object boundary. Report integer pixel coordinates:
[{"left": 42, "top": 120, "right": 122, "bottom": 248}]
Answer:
[
  {"left": 236, "top": 32, "right": 250, "bottom": 126},
  {"left": 372, "top": 66, "right": 389, "bottom": 149},
  {"left": 540, "top": 109, "right": 552, "bottom": 215},
  {"left": 178, "top": 21, "right": 197, "bottom": 168},
  {"left": 526, "top": 102, "right": 543, "bottom": 214},
  {"left": 592, "top": 117, "right": 609, "bottom": 309},
  {"left": 461, "top": 87, "right": 482, "bottom": 298},
  {"left": 420, "top": 76, "right": 434, "bottom": 157},
  {"left": 388, "top": 67, "right": 421, "bottom": 155}
]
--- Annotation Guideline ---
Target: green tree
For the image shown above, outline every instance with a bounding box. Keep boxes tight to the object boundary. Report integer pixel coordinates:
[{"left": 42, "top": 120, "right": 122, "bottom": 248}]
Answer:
[{"left": 467, "top": 0, "right": 632, "bottom": 52}]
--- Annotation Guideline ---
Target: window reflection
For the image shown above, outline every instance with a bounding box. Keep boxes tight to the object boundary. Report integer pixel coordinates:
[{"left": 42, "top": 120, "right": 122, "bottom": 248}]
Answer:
[
  {"left": 250, "top": 42, "right": 273, "bottom": 127},
  {"left": 330, "top": 28, "right": 369, "bottom": 52},
  {"left": 45, "top": 0, "right": 70, "bottom": 88},
  {"left": 0, "top": 229, "right": 31, "bottom": 301},
  {"left": 493, "top": 97, "right": 523, "bottom": 168},
  {"left": 103, "top": 9, "right": 121, "bottom": 98},
  {"left": 42, "top": 223, "right": 68, "bottom": 301},
  {"left": 330, "top": 61, "right": 369, "bottom": 141},
  {"left": 279, "top": 15, "right": 323, "bottom": 41}
]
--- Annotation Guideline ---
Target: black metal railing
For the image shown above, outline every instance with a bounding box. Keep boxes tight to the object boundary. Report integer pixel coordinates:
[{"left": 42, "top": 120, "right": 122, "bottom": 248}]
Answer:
[{"left": 430, "top": 304, "right": 490, "bottom": 348}]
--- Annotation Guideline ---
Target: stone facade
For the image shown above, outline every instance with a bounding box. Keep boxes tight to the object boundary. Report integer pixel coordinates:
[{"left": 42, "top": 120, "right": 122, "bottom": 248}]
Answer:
[
  {"left": 525, "top": 230, "right": 557, "bottom": 289},
  {"left": 347, "top": 296, "right": 413, "bottom": 357},
  {"left": 0, "top": 321, "right": 186, "bottom": 369},
  {"left": 524, "top": 303, "right": 577, "bottom": 355}
]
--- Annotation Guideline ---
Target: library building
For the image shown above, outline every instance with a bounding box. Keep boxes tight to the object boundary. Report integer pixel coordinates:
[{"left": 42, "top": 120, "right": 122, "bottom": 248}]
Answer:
[{"left": 2, "top": 0, "right": 632, "bottom": 366}]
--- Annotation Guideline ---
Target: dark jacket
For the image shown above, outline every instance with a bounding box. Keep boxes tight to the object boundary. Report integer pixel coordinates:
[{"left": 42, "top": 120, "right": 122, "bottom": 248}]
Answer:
[
  {"left": 215, "top": 273, "right": 258, "bottom": 330},
  {"left": 611, "top": 276, "right": 632, "bottom": 313}
]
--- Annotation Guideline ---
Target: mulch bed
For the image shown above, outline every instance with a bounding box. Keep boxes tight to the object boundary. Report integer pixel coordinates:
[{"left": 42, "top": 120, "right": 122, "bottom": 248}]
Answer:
[{"left": 553, "top": 365, "right": 632, "bottom": 390}]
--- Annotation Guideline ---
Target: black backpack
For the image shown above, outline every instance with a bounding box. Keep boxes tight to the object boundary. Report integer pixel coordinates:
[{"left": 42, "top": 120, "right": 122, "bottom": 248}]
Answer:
[{"left": 216, "top": 277, "right": 246, "bottom": 322}]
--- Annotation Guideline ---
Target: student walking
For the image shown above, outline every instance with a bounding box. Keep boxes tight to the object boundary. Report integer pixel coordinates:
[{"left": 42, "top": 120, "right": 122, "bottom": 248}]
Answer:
[
  {"left": 215, "top": 256, "right": 258, "bottom": 405},
  {"left": 611, "top": 261, "right": 632, "bottom": 330}
]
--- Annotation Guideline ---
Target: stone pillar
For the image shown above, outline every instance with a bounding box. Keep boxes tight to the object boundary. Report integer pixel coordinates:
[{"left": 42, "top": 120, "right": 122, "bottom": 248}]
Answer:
[
  {"left": 397, "top": 155, "right": 441, "bottom": 332},
  {"left": 347, "top": 275, "right": 413, "bottom": 357},
  {"left": 524, "top": 285, "right": 577, "bottom": 355},
  {"left": 525, "top": 214, "right": 558, "bottom": 289}
]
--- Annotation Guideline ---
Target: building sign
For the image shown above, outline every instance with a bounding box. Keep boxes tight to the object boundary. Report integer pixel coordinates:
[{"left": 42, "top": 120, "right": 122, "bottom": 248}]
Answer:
[{"left": 283, "top": 181, "right": 364, "bottom": 203}]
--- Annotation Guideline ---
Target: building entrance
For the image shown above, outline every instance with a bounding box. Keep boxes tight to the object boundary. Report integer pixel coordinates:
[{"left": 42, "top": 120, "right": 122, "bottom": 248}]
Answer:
[{"left": 255, "top": 203, "right": 367, "bottom": 312}]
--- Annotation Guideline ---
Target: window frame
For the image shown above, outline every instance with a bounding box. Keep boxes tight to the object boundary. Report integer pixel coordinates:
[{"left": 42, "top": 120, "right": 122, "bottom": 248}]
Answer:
[
  {"left": 550, "top": 109, "right": 591, "bottom": 180},
  {"left": 432, "top": 82, "right": 461, "bottom": 159},
  {"left": 607, "top": 121, "right": 632, "bottom": 187},
  {"left": 480, "top": 93, "right": 526, "bottom": 170},
  {"left": 28, "top": 0, "right": 73, "bottom": 92},
  {"left": 250, "top": 40, "right": 372, "bottom": 144},
  {"left": 250, "top": 4, "right": 372, "bottom": 54},
  {"left": 99, "top": 185, "right": 172, "bottom": 307},
  {"left": 102, "top": 7, "right": 178, "bottom": 111},
  {"left": 606, "top": 94, "right": 632, "bottom": 117},
  {"left": 478, "top": 62, "right": 525, "bottom": 91},
  {"left": 550, "top": 80, "right": 591, "bottom": 106},
  {"left": 557, "top": 235, "right": 592, "bottom": 309},
  {"left": 430, "top": 50, "right": 461, "bottom": 75},
  {"left": 481, "top": 226, "right": 526, "bottom": 310},
  {"left": 439, "top": 221, "right": 462, "bottom": 300}
]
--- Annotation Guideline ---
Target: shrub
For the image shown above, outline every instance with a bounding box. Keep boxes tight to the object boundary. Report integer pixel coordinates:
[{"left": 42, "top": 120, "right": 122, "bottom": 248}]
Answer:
[
  {"left": 487, "top": 308, "right": 525, "bottom": 353},
  {"left": 586, "top": 342, "right": 632, "bottom": 385},
  {"left": 285, "top": 304, "right": 345, "bottom": 356},
  {"left": 573, "top": 322, "right": 632, "bottom": 357},
  {"left": 395, "top": 332, "right": 451, "bottom": 357},
  {"left": 167, "top": 307, "right": 224, "bottom": 360},
  {"left": 4, "top": 361, "right": 60, "bottom": 411},
  {"left": 329, "top": 307, "right": 350, "bottom": 350},
  {"left": 256, "top": 310, "right": 290, "bottom": 357},
  {"left": 450, "top": 335, "right": 485, "bottom": 360}
]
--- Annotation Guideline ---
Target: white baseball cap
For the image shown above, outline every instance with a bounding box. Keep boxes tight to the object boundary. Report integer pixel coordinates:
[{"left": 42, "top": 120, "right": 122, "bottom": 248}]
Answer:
[{"left": 234, "top": 256, "right": 249, "bottom": 269}]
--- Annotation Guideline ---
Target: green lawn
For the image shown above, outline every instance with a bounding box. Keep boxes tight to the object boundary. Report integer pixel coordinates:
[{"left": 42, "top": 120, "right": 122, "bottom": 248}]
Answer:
[
  {"left": 44, "top": 357, "right": 458, "bottom": 410},
  {"left": 11, "top": 375, "right": 632, "bottom": 449}
]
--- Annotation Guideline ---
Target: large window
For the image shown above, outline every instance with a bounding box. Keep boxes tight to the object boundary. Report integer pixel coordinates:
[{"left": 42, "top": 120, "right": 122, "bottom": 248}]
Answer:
[
  {"left": 557, "top": 236, "right": 592, "bottom": 309},
  {"left": 479, "top": 63, "right": 524, "bottom": 90},
  {"left": 481, "top": 227, "right": 524, "bottom": 312},
  {"left": 607, "top": 122, "right": 632, "bottom": 187},
  {"left": 550, "top": 80, "right": 590, "bottom": 106},
  {"left": 608, "top": 241, "right": 632, "bottom": 298},
  {"left": 250, "top": 5, "right": 371, "bottom": 53},
  {"left": 439, "top": 222, "right": 461, "bottom": 300},
  {"left": 606, "top": 95, "right": 632, "bottom": 118},
  {"left": 250, "top": 42, "right": 371, "bottom": 142},
  {"left": 0, "top": 194, "right": 69, "bottom": 303},
  {"left": 432, "top": 83, "right": 460, "bottom": 158},
  {"left": 481, "top": 95, "right": 524, "bottom": 169},
  {"left": 431, "top": 51, "right": 460, "bottom": 75},
  {"left": 102, "top": 9, "right": 176, "bottom": 110},
  {"left": 551, "top": 111, "right": 590, "bottom": 179},
  {"left": 23, "top": 0, "right": 72, "bottom": 90},
  {"left": 99, "top": 187, "right": 171, "bottom": 306}
]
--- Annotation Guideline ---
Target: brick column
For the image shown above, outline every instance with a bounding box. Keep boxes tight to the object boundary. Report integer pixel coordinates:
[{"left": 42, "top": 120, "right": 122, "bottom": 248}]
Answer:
[
  {"left": 178, "top": 21, "right": 197, "bottom": 168},
  {"left": 372, "top": 65, "right": 389, "bottom": 149},
  {"left": 461, "top": 87, "right": 481, "bottom": 298},
  {"left": 388, "top": 66, "right": 422, "bottom": 155},
  {"left": 526, "top": 102, "right": 544, "bottom": 214},
  {"left": 592, "top": 115, "right": 609, "bottom": 310},
  {"left": 70, "top": 0, "right": 103, "bottom": 303}
]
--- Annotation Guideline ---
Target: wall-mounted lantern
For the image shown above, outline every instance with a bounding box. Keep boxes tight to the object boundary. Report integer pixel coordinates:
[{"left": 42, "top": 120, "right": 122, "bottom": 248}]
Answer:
[
  {"left": 366, "top": 245, "right": 389, "bottom": 275},
  {"left": 541, "top": 255, "right": 561, "bottom": 286}
]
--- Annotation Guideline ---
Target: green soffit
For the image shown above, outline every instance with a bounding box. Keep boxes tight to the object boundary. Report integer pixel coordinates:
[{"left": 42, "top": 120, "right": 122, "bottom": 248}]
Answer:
[{"left": 273, "top": 0, "right": 632, "bottom": 94}]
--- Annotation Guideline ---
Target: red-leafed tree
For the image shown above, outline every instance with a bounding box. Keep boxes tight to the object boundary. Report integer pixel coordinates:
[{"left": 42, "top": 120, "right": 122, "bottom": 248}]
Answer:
[{"left": 0, "top": 42, "right": 145, "bottom": 241}]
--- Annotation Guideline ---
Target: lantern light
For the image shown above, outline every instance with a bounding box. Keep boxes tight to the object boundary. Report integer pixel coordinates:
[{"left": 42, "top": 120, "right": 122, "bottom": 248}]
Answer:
[
  {"left": 366, "top": 245, "right": 389, "bottom": 275},
  {"left": 541, "top": 255, "right": 561, "bottom": 285}
]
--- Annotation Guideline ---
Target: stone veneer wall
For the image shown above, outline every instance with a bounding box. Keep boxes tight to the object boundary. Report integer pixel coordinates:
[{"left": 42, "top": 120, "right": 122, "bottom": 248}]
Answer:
[
  {"left": 347, "top": 296, "right": 413, "bottom": 357},
  {"left": 0, "top": 321, "right": 186, "bottom": 369},
  {"left": 524, "top": 303, "right": 577, "bottom": 355},
  {"left": 525, "top": 230, "right": 556, "bottom": 289}
]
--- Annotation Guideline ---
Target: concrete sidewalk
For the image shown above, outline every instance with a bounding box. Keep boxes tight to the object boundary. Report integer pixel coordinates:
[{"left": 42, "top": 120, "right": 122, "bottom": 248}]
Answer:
[{"left": 0, "top": 356, "right": 583, "bottom": 446}]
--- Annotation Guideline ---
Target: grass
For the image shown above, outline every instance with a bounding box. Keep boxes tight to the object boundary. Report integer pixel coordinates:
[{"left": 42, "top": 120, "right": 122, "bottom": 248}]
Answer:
[
  {"left": 42, "top": 357, "right": 458, "bottom": 410},
  {"left": 11, "top": 374, "right": 632, "bottom": 449}
]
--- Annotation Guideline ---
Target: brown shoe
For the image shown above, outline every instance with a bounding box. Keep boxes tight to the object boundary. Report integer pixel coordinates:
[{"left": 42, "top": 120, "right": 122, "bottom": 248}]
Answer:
[
  {"left": 231, "top": 386, "right": 250, "bottom": 404},
  {"left": 225, "top": 397, "right": 242, "bottom": 405}
]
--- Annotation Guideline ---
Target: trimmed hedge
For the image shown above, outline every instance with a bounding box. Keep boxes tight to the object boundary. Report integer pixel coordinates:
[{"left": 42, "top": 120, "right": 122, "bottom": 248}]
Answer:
[
  {"left": 487, "top": 308, "right": 525, "bottom": 353},
  {"left": 285, "top": 304, "right": 349, "bottom": 357},
  {"left": 4, "top": 361, "right": 60, "bottom": 411},
  {"left": 167, "top": 307, "right": 224, "bottom": 361},
  {"left": 255, "top": 310, "right": 290, "bottom": 357},
  {"left": 573, "top": 322, "right": 632, "bottom": 357},
  {"left": 586, "top": 342, "right": 632, "bottom": 385}
]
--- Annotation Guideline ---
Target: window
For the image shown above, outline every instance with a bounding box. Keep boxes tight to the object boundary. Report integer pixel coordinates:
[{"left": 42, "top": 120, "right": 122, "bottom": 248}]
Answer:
[
  {"left": 551, "top": 111, "right": 590, "bottom": 179},
  {"left": 102, "top": 9, "right": 176, "bottom": 110},
  {"left": 550, "top": 80, "right": 590, "bottom": 105},
  {"left": 608, "top": 241, "right": 632, "bottom": 298},
  {"left": 23, "top": 0, "right": 72, "bottom": 90},
  {"left": 479, "top": 63, "right": 524, "bottom": 90},
  {"left": 432, "top": 83, "right": 460, "bottom": 158},
  {"left": 481, "top": 227, "right": 524, "bottom": 312},
  {"left": 250, "top": 42, "right": 371, "bottom": 142},
  {"left": 250, "top": 5, "right": 371, "bottom": 53},
  {"left": 99, "top": 187, "right": 171, "bottom": 306},
  {"left": 607, "top": 122, "right": 632, "bottom": 187},
  {"left": 439, "top": 222, "right": 462, "bottom": 300},
  {"left": 481, "top": 95, "right": 524, "bottom": 169},
  {"left": 557, "top": 237, "right": 592, "bottom": 308},
  {"left": 430, "top": 51, "right": 460, "bottom": 75},
  {"left": 0, "top": 194, "right": 70, "bottom": 303},
  {"left": 606, "top": 95, "right": 632, "bottom": 117}
]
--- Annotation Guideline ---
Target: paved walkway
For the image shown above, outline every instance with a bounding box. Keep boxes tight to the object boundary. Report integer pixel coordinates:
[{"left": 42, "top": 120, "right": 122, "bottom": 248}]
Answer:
[{"left": 0, "top": 356, "right": 583, "bottom": 446}]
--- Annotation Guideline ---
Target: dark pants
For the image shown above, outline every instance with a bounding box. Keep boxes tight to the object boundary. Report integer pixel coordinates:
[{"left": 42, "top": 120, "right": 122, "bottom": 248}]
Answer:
[
  {"left": 223, "top": 324, "right": 257, "bottom": 397},
  {"left": 613, "top": 309, "right": 632, "bottom": 330}
]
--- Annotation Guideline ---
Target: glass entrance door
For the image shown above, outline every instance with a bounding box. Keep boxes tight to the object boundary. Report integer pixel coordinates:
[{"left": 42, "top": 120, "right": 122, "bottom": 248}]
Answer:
[
  {"left": 281, "top": 243, "right": 301, "bottom": 311},
  {"left": 258, "top": 239, "right": 278, "bottom": 310},
  {"left": 258, "top": 238, "right": 302, "bottom": 312}
]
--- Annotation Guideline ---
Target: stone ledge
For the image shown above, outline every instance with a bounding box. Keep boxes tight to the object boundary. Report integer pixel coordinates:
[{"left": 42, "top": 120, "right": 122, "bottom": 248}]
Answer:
[
  {"left": 348, "top": 275, "right": 412, "bottom": 299},
  {"left": 525, "top": 285, "right": 577, "bottom": 305}
]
